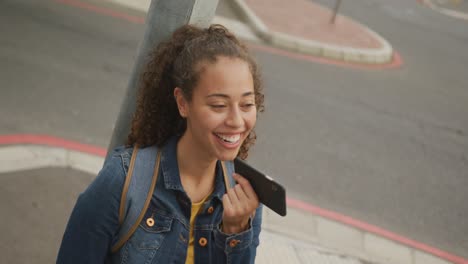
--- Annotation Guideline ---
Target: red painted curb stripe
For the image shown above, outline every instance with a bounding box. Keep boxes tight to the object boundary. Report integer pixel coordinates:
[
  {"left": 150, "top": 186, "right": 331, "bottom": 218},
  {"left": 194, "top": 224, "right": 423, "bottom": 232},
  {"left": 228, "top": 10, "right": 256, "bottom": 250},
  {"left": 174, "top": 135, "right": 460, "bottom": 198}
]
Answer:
[
  {"left": 0, "top": 133, "right": 466, "bottom": 263},
  {"left": 54, "top": 0, "right": 145, "bottom": 24},
  {"left": 53, "top": 0, "right": 403, "bottom": 70},
  {"left": 287, "top": 198, "right": 467, "bottom": 264},
  {"left": 0, "top": 134, "right": 106, "bottom": 157}
]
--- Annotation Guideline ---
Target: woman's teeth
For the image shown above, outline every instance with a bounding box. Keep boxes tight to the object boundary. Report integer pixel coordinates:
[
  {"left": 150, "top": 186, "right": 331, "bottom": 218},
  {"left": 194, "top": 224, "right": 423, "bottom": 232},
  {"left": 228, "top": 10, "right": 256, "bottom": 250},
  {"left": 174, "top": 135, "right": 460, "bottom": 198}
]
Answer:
[{"left": 214, "top": 133, "right": 240, "bottom": 143}]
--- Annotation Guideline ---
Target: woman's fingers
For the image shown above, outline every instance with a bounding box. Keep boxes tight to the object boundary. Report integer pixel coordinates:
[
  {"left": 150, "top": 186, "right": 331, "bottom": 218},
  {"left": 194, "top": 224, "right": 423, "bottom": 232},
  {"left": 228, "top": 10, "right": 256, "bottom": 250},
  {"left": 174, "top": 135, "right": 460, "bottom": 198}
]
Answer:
[
  {"left": 233, "top": 173, "right": 259, "bottom": 203},
  {"left": 222, "top": 192, "right": 233, "bottom": 208},
  {"left": 227, "top": 187, "right": 239, "bottom": 207},
  {"left": 234, "top": 184, "right": 248, "bottom": 205},
  {"left": 227, "top": 174, "right": 259, "bottom": 213},
  {"left": 221, "top": 173, "right": 260, "bottom": 233}
]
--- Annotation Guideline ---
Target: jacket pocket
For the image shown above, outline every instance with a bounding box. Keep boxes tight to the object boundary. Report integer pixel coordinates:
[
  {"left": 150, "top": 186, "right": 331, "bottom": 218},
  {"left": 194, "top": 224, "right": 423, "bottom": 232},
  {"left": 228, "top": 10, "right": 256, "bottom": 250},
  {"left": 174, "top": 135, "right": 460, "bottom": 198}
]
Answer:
[
  {"left": 132, "top": 211, "right": 173, "bottom": 250},
  {"left": 119, "top": 205, "right": 174, "bottom": 264}
]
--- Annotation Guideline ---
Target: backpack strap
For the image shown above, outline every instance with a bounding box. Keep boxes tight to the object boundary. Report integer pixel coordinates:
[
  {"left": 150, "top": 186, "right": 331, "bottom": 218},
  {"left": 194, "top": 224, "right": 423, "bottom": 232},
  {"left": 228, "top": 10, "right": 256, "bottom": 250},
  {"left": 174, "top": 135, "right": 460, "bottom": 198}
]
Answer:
[
  {"left": 110, "top": 148, "right": 238, "bottom": 253},
  {"left": 111, "top": 145, "right": 161, "bottom": 253},
  {"left": 221, "top": 160, "right": 234, "bottom": 190}
]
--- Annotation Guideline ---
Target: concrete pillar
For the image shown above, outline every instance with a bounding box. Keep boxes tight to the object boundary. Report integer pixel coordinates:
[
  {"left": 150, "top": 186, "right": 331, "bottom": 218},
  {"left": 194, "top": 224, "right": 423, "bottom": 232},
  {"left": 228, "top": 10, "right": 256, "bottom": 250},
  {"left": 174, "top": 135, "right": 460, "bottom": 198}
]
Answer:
[{"left": 107, "top": 0, "right": 219, "bottom": 157}]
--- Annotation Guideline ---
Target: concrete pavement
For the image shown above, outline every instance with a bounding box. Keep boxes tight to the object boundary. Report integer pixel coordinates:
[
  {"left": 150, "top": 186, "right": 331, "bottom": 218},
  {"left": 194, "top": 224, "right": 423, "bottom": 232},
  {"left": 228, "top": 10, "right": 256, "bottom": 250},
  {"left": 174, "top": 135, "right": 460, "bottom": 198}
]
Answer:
[
  {"left": 0, "top": 139, "right": 374, "bottom": 264},
  {"left": 232, "top": 0, "right": 393, "bottom": 64},
  {"left": 106, "top": 0, "right": 395, "bottom": 64},
  {"left": 1, "top": 135, "right": 464, "bottom": 264}
]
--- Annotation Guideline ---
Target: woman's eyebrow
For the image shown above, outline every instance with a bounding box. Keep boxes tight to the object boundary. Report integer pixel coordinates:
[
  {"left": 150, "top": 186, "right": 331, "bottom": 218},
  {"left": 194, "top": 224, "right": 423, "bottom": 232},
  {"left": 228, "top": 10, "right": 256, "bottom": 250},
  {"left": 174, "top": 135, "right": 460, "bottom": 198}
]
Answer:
[{"left": 206, "top": 92, "right": 254, "bottom": 98}]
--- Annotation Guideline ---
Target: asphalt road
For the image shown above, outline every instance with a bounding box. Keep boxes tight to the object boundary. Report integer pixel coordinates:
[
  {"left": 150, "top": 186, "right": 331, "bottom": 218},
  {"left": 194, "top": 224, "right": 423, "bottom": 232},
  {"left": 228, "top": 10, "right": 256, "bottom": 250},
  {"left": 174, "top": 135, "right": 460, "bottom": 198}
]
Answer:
[{"left": 1, "top": 0, "right": 467, "bottom": 258}]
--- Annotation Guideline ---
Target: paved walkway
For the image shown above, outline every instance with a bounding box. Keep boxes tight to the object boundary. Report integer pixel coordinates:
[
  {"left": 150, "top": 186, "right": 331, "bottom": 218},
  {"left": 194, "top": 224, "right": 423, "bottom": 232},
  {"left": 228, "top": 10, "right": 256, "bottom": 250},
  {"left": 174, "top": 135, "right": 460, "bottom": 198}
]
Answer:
[
  {"left": 2, "top": 135, "right": 466, "bottom": 264},
  {"left": 244, "top": 0, "right": 381, "bottom": 49},
  {"left": 107, "top": 0, "right": 394, "bottom": 64},
  {"left": 0, "top": 144, "right": 371, "bottom": 264},
  {"left": 233, "top": 0, "right": 393, "bottom": 63}
]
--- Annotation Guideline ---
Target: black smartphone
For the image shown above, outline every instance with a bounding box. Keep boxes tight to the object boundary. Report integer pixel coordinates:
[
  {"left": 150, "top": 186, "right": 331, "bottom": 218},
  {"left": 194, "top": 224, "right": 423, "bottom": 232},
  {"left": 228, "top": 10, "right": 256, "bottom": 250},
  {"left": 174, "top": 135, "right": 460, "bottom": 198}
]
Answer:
[{"left": 234, "top": 158, "right": 287, "bottom": 217}]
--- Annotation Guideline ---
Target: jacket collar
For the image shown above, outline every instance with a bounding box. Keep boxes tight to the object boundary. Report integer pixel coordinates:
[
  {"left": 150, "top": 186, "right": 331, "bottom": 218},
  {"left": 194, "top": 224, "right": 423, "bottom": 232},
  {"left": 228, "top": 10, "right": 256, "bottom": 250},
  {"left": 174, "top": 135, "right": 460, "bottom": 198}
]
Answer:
[{"left": 160, "top": 136, "right": 228, "bottom": 203}]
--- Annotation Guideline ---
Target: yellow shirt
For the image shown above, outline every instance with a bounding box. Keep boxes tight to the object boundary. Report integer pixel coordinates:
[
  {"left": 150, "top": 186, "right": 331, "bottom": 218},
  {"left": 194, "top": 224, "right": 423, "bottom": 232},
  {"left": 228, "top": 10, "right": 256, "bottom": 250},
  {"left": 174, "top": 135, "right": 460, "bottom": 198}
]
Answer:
[{"left": 185, "top": 190, "right": 213, "bottom": 264}]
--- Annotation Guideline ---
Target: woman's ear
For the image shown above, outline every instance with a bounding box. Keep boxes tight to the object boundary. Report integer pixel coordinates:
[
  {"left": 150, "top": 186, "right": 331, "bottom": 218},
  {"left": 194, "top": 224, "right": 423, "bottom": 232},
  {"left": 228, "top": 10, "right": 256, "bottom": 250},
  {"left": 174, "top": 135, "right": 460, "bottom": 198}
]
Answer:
[{"left": 174, "top": 87, "right": 188, "bottom": 118}]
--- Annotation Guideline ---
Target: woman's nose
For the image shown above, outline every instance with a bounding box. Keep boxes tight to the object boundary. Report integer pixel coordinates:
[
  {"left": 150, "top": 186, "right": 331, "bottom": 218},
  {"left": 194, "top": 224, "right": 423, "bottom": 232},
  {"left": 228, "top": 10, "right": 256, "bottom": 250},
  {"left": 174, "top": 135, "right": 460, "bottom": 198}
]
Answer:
[{"left": 225, "top": 107, "right": 243, "bottom": 128}]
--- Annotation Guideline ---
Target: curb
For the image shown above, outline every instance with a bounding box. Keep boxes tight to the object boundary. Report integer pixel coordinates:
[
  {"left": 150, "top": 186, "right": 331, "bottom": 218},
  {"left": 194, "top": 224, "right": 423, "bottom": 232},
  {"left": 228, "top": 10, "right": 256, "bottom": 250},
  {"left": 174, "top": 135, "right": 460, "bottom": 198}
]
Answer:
[
  {"left": 101, "top": 0, "right": 261, "bottom": 43},
  {"left": 104, "top": 0, "right": 395, "bottom": 65},
  {"left": 212, "top": 15, "right": 261, "bottom": 43},
  {"left": 420, "top": 0, "right": 468, "bottom": 21},
  {"left": 231, "top": 0, "right": 394, "bottom": 64},
  {"left": 264, "top": 203, "right": 463, "bottom": 264},
  {"left": 1, "top": 134, "right": 466, "bottom": 264},
  {"left": 0, "top": 140, "right": 369, "bottom": 264},
  {"left": 97, "top": 0, "right": 403, "bottom": 70}
]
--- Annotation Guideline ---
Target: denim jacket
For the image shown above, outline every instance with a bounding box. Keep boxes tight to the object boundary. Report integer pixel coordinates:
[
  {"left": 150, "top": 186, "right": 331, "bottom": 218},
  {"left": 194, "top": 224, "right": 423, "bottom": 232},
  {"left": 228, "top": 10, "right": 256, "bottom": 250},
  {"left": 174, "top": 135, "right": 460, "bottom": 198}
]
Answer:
[{"left": 57, "top": 136, "right": 263, "bottom": 264}]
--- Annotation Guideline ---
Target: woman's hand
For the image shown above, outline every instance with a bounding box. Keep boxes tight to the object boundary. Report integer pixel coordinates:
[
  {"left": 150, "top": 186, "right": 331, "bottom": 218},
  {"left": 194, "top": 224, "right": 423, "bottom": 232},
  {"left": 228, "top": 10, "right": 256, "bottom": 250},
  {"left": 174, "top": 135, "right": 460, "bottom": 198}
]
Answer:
[{"left": 221, "top": 173, "right": 259, "bottom": 234}]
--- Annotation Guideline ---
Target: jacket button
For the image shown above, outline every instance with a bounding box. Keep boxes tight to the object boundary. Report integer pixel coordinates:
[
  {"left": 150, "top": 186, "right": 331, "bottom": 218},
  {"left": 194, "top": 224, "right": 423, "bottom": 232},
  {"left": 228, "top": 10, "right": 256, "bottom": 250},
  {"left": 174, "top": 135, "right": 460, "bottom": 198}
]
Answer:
[
  {"left": 229, "top": 239, "right": 240, "bottom": 248},
  {"left": 146, "top": 217, "right": 155, "bottom": 227},
  {"left": 207, "top": 206, "right": 214, "bottom": 214},
  {"left": 199, "top": 237, "right": 208, "bottom": 247}
]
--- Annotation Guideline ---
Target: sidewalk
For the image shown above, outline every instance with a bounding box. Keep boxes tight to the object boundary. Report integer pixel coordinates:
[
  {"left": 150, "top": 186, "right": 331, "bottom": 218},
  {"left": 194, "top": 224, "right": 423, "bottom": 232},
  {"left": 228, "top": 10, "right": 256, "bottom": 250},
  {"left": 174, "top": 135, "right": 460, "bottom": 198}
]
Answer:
[
  {"left": 106, "top": 0, "right": 394, "bottom": 64},
  {"left": 0, "top": 143, "right": 372, "bottom": 264},
  {"left": 232, "top": 0, "right": 393, "bottom": 64},
  {"left": 2, "top": 135, "right": 465, "bottom": 264}
]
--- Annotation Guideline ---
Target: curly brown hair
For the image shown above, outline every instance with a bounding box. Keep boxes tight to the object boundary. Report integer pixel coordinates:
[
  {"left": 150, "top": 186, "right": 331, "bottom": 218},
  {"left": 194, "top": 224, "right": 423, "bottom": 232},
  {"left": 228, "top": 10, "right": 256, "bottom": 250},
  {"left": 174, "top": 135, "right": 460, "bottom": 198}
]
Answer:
[{"left": 126, "top": 24, "right": 264, "bottom": 159}]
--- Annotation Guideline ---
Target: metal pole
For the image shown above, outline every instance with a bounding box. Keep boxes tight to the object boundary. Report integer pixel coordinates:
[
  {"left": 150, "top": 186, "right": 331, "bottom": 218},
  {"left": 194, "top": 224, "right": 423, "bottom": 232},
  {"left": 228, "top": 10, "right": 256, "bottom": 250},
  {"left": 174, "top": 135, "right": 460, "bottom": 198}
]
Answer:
[
  {"left": 106, "top": 0, "right": 219, "bottom": 158},
  {"left": 330, "top": 0, "right": 342, "bottom": 24}
]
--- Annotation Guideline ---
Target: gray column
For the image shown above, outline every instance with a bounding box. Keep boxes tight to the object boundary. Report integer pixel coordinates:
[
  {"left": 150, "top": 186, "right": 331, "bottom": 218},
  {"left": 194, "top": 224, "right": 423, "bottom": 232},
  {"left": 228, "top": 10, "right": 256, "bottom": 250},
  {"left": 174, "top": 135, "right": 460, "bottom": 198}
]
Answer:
[{"left": 107, "top": 0, "right": 219, "bottom": 158}]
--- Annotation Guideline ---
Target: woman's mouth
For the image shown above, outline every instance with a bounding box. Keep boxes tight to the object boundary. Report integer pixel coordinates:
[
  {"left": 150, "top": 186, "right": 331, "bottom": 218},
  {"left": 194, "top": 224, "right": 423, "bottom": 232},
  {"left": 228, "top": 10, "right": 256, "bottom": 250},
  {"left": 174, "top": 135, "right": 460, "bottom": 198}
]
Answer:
[{"left": 213, "top": 133, "right": 242, "bottom": 149}]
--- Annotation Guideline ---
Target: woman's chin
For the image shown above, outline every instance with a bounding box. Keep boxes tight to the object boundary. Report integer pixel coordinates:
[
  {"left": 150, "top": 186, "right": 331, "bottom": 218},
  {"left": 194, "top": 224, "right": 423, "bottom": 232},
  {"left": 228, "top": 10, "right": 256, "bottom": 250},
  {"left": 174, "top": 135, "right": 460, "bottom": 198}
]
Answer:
[{"left": 215, "top": 147, "right": 241, "bottom": 161}]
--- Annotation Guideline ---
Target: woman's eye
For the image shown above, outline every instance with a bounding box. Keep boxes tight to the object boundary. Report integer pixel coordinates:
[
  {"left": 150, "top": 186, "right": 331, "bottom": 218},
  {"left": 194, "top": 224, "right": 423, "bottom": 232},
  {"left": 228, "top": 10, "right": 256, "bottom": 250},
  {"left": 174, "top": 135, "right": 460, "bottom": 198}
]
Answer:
[
  {"left": 210, "top": 105, "right": 226, "bottom": 108},
  {"left": 242, "top": 104, "right": 255, "bottom": 108}
]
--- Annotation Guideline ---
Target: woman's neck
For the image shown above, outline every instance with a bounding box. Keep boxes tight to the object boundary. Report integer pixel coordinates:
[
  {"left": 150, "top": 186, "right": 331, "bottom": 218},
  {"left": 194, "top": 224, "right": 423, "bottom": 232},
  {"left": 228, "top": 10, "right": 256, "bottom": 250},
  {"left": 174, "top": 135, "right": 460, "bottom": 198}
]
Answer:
[{"left": 176, "top": 132, "right": 217, "bottom": 186}]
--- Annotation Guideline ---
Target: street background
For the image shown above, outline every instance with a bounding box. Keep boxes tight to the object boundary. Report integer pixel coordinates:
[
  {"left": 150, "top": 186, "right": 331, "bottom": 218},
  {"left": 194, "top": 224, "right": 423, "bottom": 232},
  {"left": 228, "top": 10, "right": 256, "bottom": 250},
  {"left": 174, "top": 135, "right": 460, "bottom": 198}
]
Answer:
[{"left": 0, "top": 0, "right": 467, "bottom": 263}]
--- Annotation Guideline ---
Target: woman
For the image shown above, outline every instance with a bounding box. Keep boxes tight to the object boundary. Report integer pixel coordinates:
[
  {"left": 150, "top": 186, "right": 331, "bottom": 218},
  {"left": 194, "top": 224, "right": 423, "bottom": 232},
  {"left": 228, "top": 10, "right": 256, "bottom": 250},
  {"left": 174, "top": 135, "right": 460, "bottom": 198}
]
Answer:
[{"left": 57, "top": 24, "right": 265, "bottom": 264}]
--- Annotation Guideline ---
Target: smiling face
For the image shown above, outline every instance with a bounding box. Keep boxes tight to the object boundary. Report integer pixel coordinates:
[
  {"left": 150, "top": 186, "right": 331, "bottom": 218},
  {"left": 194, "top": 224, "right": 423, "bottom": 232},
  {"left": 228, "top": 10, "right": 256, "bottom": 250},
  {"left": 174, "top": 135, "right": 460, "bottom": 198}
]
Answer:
[{"left": 175, "top": 56, "right": 256, "bottom": 161}]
